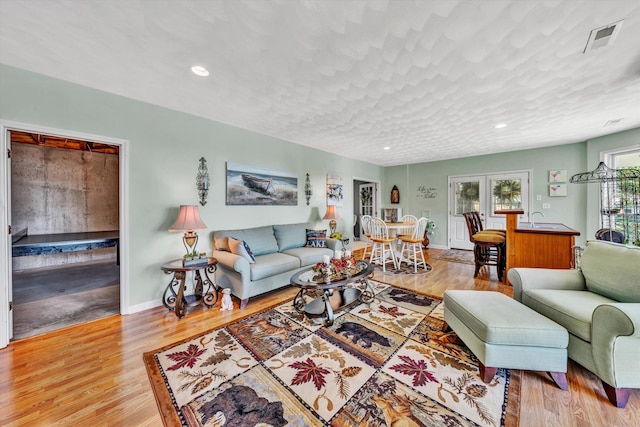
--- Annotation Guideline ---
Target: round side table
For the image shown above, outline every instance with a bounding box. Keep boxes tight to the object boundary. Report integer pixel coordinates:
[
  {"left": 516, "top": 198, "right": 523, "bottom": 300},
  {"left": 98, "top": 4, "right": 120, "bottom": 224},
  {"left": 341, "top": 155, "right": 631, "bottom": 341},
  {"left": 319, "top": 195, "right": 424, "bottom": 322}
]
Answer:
[{"left": 161, "top": 257, "right": 218, "bottom": 318}]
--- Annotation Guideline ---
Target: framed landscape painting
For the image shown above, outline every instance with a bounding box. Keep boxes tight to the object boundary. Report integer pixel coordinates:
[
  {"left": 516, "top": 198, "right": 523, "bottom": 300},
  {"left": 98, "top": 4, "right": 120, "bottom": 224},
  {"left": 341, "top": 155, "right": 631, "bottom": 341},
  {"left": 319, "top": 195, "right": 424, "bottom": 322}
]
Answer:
[{"left": 226, "top": 162, "right": 298, "bottom": 205}]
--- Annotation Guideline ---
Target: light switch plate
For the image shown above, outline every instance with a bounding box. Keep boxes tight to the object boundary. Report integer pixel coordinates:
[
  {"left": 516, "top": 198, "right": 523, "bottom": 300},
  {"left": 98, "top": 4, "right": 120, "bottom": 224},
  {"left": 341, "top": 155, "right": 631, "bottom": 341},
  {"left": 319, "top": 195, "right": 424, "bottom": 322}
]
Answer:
[
  {"left": 542, "top": 203, "right": 551, "bottom": 209},
  {"left": 537, "top": 194, "right": 542, "bottom": 201}
]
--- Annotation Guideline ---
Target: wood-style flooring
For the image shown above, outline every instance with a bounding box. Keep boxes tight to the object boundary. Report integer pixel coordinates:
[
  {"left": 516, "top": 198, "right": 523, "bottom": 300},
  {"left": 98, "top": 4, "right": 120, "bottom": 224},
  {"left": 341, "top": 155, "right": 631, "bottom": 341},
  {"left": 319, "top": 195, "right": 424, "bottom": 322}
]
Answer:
[{"left": 1, "top": 249, "right": 637, "bottom": 426}]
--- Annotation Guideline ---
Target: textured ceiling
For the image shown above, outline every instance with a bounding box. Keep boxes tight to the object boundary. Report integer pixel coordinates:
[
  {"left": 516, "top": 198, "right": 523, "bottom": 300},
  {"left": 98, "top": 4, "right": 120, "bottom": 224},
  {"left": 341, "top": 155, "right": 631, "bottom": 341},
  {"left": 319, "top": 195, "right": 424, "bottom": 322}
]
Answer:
[{"left": 1, "top": 0, "right": 639, "bottom": 167}]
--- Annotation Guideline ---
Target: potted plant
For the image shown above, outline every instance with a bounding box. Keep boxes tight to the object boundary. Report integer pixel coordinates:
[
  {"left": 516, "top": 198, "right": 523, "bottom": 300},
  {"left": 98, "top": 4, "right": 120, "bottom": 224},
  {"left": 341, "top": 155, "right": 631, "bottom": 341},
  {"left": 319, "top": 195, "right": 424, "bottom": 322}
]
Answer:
[{"left": 422, "top": 219, "right": 436, "bottom": 248}]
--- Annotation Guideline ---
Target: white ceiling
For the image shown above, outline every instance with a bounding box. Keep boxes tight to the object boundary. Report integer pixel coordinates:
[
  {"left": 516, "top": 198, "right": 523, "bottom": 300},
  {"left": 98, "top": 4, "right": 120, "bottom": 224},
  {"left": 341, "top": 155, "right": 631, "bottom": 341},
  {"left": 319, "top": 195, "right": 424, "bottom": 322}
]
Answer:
[{"left": 1, "top": 0, "right": 639, "bottom": 167}]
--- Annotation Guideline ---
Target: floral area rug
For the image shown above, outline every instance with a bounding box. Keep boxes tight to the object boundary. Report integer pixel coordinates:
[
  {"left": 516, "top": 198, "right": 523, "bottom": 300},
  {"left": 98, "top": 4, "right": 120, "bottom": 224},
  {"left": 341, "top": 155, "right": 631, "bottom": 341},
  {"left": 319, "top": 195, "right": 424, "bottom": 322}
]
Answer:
[
  {"left": 144, "top": 280, "right": 520, "bottom": 427},
  {"left": 435, "top": 249, "right": 475, "bottom": 265}
]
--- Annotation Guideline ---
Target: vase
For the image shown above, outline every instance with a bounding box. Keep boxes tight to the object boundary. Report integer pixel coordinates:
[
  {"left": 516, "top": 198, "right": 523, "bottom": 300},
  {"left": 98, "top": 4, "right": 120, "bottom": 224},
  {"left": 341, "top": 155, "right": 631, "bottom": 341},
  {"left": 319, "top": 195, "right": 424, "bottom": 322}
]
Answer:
[{"left": 422, "top": 231, "right": 430, "bottom": 248}]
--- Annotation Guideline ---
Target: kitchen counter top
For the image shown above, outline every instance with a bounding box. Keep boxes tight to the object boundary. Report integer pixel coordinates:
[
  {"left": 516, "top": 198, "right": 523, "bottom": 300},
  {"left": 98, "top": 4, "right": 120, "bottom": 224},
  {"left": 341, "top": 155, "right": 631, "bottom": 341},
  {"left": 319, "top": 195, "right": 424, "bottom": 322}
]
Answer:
[{"left": 516, "top": 222, "right": 580, "bottom": 235}]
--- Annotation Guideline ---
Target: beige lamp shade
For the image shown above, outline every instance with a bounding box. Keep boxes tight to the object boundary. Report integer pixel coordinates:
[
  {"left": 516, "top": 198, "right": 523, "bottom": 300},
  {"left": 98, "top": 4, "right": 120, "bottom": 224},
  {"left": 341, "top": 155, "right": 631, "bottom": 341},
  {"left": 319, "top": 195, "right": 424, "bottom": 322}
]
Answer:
[
  {"left": 322, "top": 205, "right": 340, "bottom": 220},
  {"left": 168, "top": 205, "right": 207, "bottom": 232},
  {"left": 323, "top": 206, "right": 340, "bottom": 234},
  {"left": 168, "top": 205, "right": 207, "bottom": 255}
]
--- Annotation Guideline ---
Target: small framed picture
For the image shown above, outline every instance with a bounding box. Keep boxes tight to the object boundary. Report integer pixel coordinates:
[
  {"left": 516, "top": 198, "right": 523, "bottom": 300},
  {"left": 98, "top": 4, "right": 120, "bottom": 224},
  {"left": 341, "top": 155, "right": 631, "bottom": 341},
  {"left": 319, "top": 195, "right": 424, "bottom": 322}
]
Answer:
[
  {"left": 549, "top": 170, "right": 567, "bottom": 182},
  {"left": 549, "top": 183, "right": 567, "bottom": 197}
]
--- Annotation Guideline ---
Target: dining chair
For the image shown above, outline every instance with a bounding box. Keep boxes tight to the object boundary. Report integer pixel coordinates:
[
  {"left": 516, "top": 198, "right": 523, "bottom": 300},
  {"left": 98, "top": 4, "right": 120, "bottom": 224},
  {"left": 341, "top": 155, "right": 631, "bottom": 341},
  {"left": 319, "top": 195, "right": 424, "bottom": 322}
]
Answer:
[
  {"left": 398, "top": 217, "right": 429, "bottom": 272},
  {"left": 397, "top": 215, "right": 417, "bottom": 236},
  {"left": 360, "top": 214, "right": 373, "bottom": 260},
  {"left": 369, "top": 217, "right": 398, "bottom": 272},
  {"left": 395, "top": 214, "right": 417, "bottom": 248}
]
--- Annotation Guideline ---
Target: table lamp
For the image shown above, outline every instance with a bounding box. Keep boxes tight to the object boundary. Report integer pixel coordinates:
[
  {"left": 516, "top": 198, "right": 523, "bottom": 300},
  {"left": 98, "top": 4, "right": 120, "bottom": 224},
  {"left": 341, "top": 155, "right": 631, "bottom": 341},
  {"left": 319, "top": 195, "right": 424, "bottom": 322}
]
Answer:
[
  {"left": 168, "top": 205, "right": 207, "bottom": 255},
  {"left": 322, "top": 205, "right": 340, "bottom": 234}
]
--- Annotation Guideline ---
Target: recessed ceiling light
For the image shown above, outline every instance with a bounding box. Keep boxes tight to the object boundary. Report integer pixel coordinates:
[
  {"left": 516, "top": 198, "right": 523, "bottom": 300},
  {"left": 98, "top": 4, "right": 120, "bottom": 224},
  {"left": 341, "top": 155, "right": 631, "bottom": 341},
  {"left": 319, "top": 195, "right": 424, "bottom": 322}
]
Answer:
[
  {"left": 383, "top": 146, "right": 391, "bottom": 150},
  {"left": 494, "top": 123, "right": 507, "bottom": 129},
  {"left": 191, "top": 65, "right": 209, "bottom": 77}
]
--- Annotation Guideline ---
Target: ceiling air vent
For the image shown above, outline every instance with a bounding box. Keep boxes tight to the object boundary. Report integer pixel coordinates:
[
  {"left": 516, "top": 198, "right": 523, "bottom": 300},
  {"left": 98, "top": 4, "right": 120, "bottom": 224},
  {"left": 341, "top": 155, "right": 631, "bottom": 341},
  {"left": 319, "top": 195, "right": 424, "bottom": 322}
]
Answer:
[{"left": 584, "top": 20, "right": 624, "bottom": 53}]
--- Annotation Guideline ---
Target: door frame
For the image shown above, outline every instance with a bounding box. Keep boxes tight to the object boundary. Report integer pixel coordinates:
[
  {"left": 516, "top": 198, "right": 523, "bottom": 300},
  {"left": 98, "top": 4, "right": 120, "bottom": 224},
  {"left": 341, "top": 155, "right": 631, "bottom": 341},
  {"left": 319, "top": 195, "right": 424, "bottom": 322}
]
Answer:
[
  {"left": 352, "top": 177, "right": 380, "bottom": 239},
  {"left": 448, "top": 170, "right": 531, "bottom": 250},
  {"left": 0, "top": 120, "right": 130, "bottom": 348}
]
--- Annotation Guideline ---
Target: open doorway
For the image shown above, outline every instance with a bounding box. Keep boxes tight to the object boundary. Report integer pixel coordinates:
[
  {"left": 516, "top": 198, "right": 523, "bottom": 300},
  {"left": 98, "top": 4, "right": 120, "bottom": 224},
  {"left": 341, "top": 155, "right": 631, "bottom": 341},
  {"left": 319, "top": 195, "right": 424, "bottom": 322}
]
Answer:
[
  {"left": 352, "top": 178, "right": 379, "bottom": 240},
  {"left": 10, "top": 130, "right": 120, "bottom": 340}
]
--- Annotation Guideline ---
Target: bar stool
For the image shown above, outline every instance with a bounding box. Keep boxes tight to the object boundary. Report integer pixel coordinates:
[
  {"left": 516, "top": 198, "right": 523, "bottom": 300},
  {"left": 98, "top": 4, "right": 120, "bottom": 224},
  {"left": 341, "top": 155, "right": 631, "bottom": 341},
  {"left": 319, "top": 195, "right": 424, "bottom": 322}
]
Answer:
[
  {"left": 463, "top": 212, "right": 506, "bottom": 281},
  {"left": 369, "top": 217, "right": 398, "bottom": 272}
]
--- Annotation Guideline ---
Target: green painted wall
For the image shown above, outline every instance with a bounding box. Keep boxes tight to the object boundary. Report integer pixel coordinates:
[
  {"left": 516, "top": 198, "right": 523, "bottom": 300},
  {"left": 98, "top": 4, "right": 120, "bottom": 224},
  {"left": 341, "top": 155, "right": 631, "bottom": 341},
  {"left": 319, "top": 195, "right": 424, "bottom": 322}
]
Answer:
[
  {"left": 1, "top": 64, "right": 637, "bottom": 308},
  {"left": 385, "top": 129, "right": 639, "bottom": 248},
  {"left": 0, "top": 65, "right": 383, "bottom": 307}
]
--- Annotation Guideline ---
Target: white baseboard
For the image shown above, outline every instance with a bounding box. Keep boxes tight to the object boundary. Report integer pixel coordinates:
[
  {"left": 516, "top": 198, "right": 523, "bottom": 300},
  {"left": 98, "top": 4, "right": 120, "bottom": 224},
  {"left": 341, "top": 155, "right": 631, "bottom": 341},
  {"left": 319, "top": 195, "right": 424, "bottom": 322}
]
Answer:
[
  {"left": 126, "top": 299, "right": 163, "bottom": 314},
  {"left": 427, "top": 244, "right": 449, "bottom": 250}
]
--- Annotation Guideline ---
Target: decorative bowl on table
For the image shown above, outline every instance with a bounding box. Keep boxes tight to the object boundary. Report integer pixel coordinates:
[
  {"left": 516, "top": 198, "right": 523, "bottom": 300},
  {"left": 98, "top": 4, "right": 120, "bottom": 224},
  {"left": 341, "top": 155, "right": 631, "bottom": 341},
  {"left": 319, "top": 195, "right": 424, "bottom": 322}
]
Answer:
[{"left": 310, "top": 256, "right": 362, "bottom": 283}]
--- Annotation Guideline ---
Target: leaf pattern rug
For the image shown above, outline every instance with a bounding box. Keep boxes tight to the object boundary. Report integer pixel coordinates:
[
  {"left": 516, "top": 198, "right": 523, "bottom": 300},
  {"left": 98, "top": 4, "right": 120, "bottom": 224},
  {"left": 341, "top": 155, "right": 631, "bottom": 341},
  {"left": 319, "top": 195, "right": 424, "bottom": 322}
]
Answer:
[{"left": 144, "top": 280, "right": 520, "bottom": 426}]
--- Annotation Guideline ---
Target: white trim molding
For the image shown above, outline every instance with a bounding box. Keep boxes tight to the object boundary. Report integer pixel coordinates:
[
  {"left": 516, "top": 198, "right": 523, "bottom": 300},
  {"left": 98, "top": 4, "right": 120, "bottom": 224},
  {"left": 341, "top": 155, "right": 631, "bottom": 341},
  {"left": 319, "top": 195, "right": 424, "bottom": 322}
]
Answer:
[{"left": 0, "top": 120, "right": 130, "bottom": 347}]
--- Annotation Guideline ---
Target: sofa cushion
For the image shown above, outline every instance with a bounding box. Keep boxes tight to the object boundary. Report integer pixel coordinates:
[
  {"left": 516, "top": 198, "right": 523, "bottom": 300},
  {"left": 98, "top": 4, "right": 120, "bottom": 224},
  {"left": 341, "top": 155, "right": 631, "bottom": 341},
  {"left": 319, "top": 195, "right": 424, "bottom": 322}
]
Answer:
[
  {"left": 213, "top": 226, "right": 278, "bottom": 256},
  {"left": 522, "top": 289, "right": 617, "bottom": 342},
  {"left": 213, "top": 235, "right": 230, "bottom": 252},
  {"left": 580, "top": 240, "right": 640, "bottom": 303},
  {"left": 282, "top": 247, "right": 334, "bottom": 267},
  {"left": 273, "top": 223, "right": 311, "bottom": 251},
  {"left": 305, "top": 229, "right": 328, "bottom": 248},
  {"left": 250, "top": 253, "right": 301, "bottom": 281},
  {"left": 228, "top": 238, "right": 255, "bottom": 264}
]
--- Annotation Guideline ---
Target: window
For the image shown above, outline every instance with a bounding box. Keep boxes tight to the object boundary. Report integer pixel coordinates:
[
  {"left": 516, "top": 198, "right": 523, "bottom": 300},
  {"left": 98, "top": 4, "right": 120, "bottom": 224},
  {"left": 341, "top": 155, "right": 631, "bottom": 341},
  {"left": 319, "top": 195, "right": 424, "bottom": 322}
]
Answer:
[{"left": 603, "top": 147, "right": 640, "bottom": 245}]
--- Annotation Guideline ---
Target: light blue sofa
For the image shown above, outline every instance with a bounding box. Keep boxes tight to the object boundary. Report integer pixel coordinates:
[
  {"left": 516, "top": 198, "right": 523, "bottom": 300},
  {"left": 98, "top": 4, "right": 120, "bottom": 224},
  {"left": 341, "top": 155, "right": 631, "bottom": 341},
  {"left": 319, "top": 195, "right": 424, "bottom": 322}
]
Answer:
[
  {"left": 508, "top": 240, "right": 640, "bottom": 407},
  {"left": 212, "top": 223, "right": 338, "bottom": 309}
]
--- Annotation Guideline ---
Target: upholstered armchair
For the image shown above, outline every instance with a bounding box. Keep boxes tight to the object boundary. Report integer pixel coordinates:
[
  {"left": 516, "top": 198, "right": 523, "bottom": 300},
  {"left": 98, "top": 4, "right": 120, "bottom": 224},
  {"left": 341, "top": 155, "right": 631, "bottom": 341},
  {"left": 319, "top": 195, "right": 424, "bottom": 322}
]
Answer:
[{"left": 508, "top": 240, "right": 640, "bottom": 407}]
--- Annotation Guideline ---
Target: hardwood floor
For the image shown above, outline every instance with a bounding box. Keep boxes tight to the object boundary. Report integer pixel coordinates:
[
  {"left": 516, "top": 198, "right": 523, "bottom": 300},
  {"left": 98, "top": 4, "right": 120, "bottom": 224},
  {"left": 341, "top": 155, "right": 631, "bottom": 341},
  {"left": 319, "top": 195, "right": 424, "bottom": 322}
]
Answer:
[{"left": 1, "top": 249, "right": 637, "bottom": 426}]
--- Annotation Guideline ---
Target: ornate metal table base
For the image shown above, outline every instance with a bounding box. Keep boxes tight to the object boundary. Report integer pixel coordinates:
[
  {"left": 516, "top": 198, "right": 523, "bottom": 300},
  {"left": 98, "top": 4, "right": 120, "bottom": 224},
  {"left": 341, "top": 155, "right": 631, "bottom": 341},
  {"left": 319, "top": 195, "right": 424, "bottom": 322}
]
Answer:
[
  {"left": 290, "top": 261, "right": 375, "bottom": 326},
  {"left": 293, "top": 279, "right": 374, "bottom": 326},
  {"left": 161, "top": 259, "right": 218, "bottom": 318}
]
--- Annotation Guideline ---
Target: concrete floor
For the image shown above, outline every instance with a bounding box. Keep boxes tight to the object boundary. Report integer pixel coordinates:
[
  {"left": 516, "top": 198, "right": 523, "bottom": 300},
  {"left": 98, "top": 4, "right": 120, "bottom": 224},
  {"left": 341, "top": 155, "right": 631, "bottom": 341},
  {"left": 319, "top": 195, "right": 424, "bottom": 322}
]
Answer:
[{"left": 12, "top": 261, "right": 120, "bottom": 340}]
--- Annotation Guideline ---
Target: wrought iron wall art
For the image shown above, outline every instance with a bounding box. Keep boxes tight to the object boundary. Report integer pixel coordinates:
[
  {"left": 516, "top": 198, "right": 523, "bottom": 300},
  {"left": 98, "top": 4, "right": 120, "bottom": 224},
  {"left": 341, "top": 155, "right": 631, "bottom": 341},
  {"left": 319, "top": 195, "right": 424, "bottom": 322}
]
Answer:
[
  {"left": 570, "top": 162, "right": 640, "bottom": 245},
  {"left": 304, "top": 173, "right": 313, "bottom": 205},
  {"left": 196, "top": 157, "right": 210, "bottom": 206}
]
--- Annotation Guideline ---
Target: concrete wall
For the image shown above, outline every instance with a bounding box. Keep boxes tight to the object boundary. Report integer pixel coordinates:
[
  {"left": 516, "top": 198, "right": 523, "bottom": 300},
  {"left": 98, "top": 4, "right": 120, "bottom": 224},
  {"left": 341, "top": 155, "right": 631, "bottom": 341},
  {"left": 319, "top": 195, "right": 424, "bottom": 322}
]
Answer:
[{"left": 11, "top": 143, "right": 119, "bottom": 270}]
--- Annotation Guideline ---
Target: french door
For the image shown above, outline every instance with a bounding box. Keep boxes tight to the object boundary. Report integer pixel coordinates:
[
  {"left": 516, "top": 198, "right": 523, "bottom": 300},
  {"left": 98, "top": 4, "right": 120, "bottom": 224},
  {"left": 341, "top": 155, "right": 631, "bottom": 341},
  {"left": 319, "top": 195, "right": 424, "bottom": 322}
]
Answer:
[
  {"left": 358, "top": 182, "right": 377, "bottom": 237},
  {"left": 449, "top": 171, "right": 530, "bottom": 250}
]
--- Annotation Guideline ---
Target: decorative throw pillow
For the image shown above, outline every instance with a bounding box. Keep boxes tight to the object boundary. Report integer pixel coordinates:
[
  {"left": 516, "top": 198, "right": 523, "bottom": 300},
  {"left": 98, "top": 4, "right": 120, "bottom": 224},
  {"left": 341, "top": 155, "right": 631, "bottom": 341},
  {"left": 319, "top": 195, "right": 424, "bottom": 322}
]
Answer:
[
  {"left": 305, "top": 229, "right": 327, "bottom": 248},
  {"left": 228, "top": 237, "right": 255, "bottom": 263},
  {"left": 214, "top": 235, "right": 230, "bottom": 252}
]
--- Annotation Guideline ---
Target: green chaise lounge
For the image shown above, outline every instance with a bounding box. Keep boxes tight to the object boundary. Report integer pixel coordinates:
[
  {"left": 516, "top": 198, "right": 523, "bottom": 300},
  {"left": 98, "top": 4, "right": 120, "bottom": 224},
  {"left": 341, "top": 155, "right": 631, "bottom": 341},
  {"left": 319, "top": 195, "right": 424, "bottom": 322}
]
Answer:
[{"left": 508, "top": 240, "right": 640, "bottom": 408}]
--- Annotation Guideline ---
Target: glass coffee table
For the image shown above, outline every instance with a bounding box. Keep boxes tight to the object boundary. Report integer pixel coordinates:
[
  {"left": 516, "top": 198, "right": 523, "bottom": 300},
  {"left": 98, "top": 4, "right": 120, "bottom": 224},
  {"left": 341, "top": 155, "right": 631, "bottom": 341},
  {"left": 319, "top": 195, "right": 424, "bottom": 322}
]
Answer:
[{"left": 290, "top": 260, "right": 375, "bottom": 326}]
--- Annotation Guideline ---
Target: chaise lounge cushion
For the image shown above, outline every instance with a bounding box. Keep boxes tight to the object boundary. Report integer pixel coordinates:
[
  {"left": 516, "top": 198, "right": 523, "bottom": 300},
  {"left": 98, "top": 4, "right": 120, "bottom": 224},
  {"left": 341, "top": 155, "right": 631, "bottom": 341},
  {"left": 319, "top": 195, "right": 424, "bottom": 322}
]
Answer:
[
  {"left": 444, "top": 290, "right": 567, "bottom": 348},
  {"left": 522, "top": 289, "right": 617, "bottom": 342},
  {"left": 580, "top": 240, "right": 640, "bottom": 302}
]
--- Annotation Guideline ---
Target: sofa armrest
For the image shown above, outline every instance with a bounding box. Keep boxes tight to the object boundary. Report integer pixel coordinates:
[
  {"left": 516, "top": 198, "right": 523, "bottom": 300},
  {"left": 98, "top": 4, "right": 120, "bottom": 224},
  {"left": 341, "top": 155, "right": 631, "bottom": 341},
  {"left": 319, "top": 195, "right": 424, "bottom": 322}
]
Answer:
[
  {"left": 326, "top": 238, "right": 341, "bottom": 251},
  {"left": 592, "top": 304, "right": 640, "bottom": 388},
  {"left": 508, "top": 268, "right": 586, "bottom": 302},
  {"left": 212, "top": 250, "right": 250, "bottom": 275}
]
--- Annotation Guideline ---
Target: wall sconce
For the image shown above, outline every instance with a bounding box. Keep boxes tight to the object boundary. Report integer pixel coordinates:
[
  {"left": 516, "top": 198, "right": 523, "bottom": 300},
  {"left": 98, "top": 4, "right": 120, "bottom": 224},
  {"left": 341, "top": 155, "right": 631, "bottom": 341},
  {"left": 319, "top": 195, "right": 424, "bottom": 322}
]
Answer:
[
  {"left": 304, "top": 173, "right": 313, "bottom": 205},
  {"left": 196, "top": 157, "right": 210, "bottom": 206}
]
